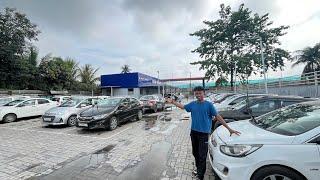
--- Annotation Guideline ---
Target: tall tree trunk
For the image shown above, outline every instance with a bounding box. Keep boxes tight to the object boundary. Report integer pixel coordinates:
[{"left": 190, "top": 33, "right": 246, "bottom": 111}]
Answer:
[{"left": 230, "top": 66, "right": 234, "bottom": 90}]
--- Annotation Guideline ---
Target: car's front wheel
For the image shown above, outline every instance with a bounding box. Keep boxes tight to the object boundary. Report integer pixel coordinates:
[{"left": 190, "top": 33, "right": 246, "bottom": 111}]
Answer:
[
  {"left": 3, "top": 113, "right": 17, "bottom": 123},
  {"left": 108, "top": 116, "right": 118, "bottom": 131},
  {"left": 67, "top": 115, "right": 77, "bottom": 126},
  {"left": 251, "top": 166, "right": 305, "bottom": 180}
]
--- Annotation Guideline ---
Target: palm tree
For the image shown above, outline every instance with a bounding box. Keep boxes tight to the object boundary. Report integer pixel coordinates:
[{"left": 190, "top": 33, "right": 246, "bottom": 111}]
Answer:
[
  {"left": 65, "top": 58, "right": 79, "bottom": 81},
  {"left": 121, "top": 64, "right": 131, "bottom": 73},
  {"left": 79, "top": 64, "right": 100, "bottom": 91},
  {"left": 292, "top": 43, "right": 320, "bottom": 77}
]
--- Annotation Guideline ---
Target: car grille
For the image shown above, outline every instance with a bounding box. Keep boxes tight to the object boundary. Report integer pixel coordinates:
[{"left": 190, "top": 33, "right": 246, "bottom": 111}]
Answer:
[
  {"left": 45, "top": 112, "right": 56, "bottom": 116},
  {"left": 78, "top": 116, "right": 93, "bottom": 121}
]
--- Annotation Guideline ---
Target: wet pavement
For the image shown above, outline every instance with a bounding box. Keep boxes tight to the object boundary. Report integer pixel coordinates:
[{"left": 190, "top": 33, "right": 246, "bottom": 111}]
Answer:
[{"left": 0, "top": 106, "right": 216, "bottom": 180}]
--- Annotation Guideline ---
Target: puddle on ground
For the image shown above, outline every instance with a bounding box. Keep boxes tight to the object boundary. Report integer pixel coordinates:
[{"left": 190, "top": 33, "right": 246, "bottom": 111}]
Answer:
[
  {"left": 93, "top": 144, "right": 115, "bottom": 154},
  {"left": 114, "top": 141, "right": 172, "bottom": 180},
  {"left": 36, "top": 144, "right": 116, "bottom": 180}
]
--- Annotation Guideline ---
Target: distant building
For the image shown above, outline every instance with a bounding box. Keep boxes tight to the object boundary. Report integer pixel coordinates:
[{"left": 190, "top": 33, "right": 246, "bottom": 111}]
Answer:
[{"left": 100, "top": 72, "right": 163, "bottom": 97}]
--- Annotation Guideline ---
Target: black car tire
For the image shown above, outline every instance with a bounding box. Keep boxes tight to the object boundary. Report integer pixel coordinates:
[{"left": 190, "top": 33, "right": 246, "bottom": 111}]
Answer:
[
  {"left": 3, "top": 113, "right": 17, "bottom": 123},
  {"left": 67, "top": 115, "right": 77, "bottom": 126},
  {"left": 108, "top": 116, "right": 118, "bottom": 131},
  {"left": 251, "top": 166, "right": 305, "bottom": 180},
  {"left": 161, "top": 104, "right": 165, "bottom": 111}
]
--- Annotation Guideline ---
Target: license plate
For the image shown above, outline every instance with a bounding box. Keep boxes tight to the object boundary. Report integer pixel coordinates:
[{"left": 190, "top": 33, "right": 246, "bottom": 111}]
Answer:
[
  {"left": 78, "top": 123, "right": 88, "bottom": 127},
  {"left": 43, "top": 117, "right": 52, "bottom": 122}
]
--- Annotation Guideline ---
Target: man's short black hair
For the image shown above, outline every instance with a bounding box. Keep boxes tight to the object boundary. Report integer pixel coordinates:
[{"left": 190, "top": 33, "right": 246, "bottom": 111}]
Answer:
[{"left": 193, "top": 86, "right": 205, "bottom": 92}]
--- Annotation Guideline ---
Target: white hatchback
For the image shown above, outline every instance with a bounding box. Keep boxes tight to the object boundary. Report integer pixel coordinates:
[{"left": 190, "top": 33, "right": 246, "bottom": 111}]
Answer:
[
  {"left": 0, "top": 98, "right": 56, "bottom": 123},
  {"left": 209, "top": 101, "right": 320, "bottom": 180}
]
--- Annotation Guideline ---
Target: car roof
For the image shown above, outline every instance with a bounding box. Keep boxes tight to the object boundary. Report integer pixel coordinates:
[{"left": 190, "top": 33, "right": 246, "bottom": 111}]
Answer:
[{"left": 247, "top": 95, "right": 312, "bottom": 101}]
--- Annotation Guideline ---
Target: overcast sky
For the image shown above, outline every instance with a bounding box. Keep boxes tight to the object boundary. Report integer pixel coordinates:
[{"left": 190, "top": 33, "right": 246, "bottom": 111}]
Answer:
[{"left": 1, "top": 0, "right": 320, "bottom": 82}]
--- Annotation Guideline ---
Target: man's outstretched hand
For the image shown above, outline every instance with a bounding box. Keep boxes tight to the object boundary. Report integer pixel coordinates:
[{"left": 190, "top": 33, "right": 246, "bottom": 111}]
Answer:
[
  {"left": 165, "top": 98, "right": 173, "bottom": 104},
  {"left": 228, "top": 129, "right": 241, "bottom": 136}
]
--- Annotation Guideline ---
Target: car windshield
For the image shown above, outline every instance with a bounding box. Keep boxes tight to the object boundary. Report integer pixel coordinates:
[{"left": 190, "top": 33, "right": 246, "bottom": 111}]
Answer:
[
  {"left": 59, "top": 99, "right": 83, "bottom": 107},
  {"left": 250, "top": 103, "right": 320, "bottom": 136},
  {"left": 140, "top": 96, "right": 155, "bottom": 100},
  {"left": 97, "top": 98, "right": 122, "bottom": 108},
  {"left": 3, "top": 99, "right": 25, "bottom": 106}
]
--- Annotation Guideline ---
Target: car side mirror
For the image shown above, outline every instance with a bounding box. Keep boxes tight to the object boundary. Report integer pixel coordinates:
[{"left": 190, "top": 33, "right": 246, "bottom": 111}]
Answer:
[{"left": 243, "top": 108, "right": 252, "bottom": 115}]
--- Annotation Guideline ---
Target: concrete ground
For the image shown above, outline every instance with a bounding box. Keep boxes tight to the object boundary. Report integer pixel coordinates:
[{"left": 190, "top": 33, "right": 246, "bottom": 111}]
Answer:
[{"left": 0, "top": 107, "right": 216, "bottom": 180}]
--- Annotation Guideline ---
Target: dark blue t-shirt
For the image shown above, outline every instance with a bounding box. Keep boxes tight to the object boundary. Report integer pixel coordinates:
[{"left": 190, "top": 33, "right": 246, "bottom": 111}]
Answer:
[{"left": 184, "top": 100, "right": 218, "bottom": 133}]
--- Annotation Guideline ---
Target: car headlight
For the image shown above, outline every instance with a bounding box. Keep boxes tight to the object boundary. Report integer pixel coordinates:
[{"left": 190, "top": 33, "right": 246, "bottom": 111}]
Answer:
[
  {"left": 220, "top": 144, "right": 262, "bottom": 157},
  {"left": 93, "top": 114, "right": 109, "bottom": 120}
]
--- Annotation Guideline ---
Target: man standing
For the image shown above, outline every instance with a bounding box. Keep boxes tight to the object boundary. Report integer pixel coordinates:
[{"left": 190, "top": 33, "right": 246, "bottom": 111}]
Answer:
[{"left": 166, "top": 86, "right": 240, "bottom": 180}]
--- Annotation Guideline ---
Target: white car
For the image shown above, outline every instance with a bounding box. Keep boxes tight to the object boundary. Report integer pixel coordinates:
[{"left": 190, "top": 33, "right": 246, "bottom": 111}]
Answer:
[
  {"left": 0, "top": 98, "right": 56, "bottom": 123},
  {"left": 215, "top": 94, "right": 268, "bottom": 111},
  {"left": 42, "top": 97, "right": 102, "bottom": 126},
  {"left": 51, "top": 96, "right": 71, "bottom": 106},
  {"left": 0, "top": 96, "right": 30, "bottom": 106},
  {"left": 209, "top": 101, "right": 320, "bottom": 180}
]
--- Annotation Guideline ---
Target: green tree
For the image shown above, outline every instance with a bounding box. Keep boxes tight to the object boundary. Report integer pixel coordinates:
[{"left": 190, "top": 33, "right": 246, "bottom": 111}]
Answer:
[
  {"left": 79, "top": 64, "right": 100, "bottom": 91},
  {"left": 0, "top": 8, "right": 40, "bottom": 89},
  {"left": 64, "top": 58, "right": 79, "bottom": 90},
  {"left": 190, "top": 4, "right": 290, "bottom": 88},
  {"left": 215, "top": 76, "right": 228, "bottom": 87},
  {"left": 38, "top": 55, "right": 80, "bottom": 90},
  {"left": 292, "top": 43, "right": 320, "bottom": 76},
  {"left": 121, "top": 64, "right": 131, "bottom": 73},
  {"left": 16, "top": 46, "right": 40, "bottom": 89}
]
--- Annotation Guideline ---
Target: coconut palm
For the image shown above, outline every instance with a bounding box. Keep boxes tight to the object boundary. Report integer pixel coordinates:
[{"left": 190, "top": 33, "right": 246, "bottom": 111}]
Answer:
[
  {"left": 121, "top": 64, "right": 131, "bottom": 73},
  {"left": 79, "top": 64, "right": 100, "bottom": 90},
  {"left": 65, "top": 58, "right": 79, "bottom": 81},
  {"left": 292, "top": 43, "right": 320, "bottom": 76}
]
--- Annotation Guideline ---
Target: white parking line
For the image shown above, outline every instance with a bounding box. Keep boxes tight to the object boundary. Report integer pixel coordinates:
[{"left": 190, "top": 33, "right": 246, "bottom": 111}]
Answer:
[{"left": 0, "top": 126, "right": 132, "bottom": 140}]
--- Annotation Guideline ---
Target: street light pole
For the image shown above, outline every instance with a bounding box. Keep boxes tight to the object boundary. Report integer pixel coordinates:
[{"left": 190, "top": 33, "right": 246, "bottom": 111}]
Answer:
[
  {"left": 259, "top": 37, "right": 268, "bottom": 94},
  {"left": 234, "top": 61, "right": 237, "bottom": 93},
  {"left": 157, "top": 71, "right": 160, "bottom": 94}
]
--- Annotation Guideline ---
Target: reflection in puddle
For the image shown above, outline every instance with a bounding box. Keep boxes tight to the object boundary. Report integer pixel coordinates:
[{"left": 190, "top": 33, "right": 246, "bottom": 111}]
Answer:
[{"left": 94, "top": 144, "right": 115, "bottom": 154}]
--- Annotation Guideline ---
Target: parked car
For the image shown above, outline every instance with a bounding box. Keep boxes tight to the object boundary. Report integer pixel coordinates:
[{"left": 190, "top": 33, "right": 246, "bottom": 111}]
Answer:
[
  {"left": 51, "top": 96, "right": 71, "bottom": 106},
  {"left": 165, "top": 93, "right": 181, "bottom": 103},
  {"left": 42, "top": 97, "right": 102, "bottom": 126},
  {"left": 77, "top": 97, "right": 143, "bottom": 130},
  {"left": 140, "top": 94, "right": 165, "bottom": 113},
  {"left": 215, "top": 94, "right": 268, "bottom": 110},
  {"left": 0, "top": 96, "right": 30, "bottom": 106},
  {"left": 214, "top": 93, "right": 236, "bottom": 103},
  {"left": 215, "top": 95, "right": 316, "bottom": 129},
  {"left": 209, "top": 100, "right": 320, "bottom": 180},
  {"left": 0, "top": 98, "right": 56, "bottom": 123}
]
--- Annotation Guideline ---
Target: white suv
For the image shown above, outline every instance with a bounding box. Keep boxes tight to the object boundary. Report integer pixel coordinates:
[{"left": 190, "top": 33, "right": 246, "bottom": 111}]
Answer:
[{"left": 209, "top": 101, "right": 320, "bottom": 180}]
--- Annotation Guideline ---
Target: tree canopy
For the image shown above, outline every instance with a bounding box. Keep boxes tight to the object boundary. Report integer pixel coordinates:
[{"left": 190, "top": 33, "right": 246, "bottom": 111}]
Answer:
[{"left": 190, "top": 4, "right": 290, "bottom": 87}]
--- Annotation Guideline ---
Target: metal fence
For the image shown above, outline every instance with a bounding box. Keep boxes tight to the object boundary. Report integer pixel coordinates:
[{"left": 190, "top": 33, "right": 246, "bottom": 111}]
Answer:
[{"left": 213, "top": 70, "right": 320, "bottom": 97}]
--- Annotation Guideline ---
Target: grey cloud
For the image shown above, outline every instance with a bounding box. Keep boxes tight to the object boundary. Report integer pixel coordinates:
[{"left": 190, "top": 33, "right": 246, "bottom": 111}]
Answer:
[
  {"left": 242, "top": 0, "right": 280, "bottom": 16},
  {"left": 121, "top": 0, "right": 211, "bottom": 42},
  {"left": 0, "top": 0, "right": 117, "bottom": 38}
]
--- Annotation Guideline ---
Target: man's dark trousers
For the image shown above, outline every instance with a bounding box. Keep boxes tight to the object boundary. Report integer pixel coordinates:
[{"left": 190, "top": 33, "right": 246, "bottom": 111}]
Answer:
[{"left": 190, "top": 130, "right": 209, "bottom": 180}]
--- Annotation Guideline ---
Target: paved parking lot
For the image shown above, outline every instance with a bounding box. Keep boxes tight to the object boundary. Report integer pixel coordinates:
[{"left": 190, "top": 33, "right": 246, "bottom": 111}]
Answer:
[{"left": 0, "top": 108, "right": 215, "bottom": 180}]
